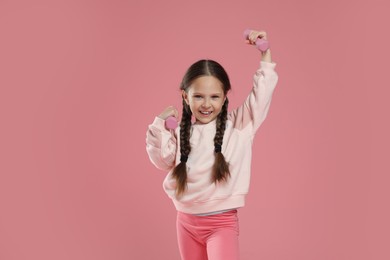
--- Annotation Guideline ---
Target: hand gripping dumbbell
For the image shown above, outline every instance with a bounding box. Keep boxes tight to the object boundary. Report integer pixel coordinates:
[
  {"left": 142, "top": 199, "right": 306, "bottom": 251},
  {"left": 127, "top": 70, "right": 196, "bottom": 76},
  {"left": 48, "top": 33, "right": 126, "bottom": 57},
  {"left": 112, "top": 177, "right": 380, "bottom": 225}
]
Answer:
[{"left": 244, "top": 29, "right": 269, "bottom": 52}]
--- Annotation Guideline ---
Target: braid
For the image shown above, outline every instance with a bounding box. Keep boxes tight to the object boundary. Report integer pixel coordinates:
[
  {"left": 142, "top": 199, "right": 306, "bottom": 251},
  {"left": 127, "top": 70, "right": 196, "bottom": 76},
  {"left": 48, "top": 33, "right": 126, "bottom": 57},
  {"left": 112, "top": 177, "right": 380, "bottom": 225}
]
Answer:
[
  {"left": 171, "top": 98, "right": 192, "bottom": 196},
  {"left": 212, "top": 98, "right": 230, "bottom": 183}
]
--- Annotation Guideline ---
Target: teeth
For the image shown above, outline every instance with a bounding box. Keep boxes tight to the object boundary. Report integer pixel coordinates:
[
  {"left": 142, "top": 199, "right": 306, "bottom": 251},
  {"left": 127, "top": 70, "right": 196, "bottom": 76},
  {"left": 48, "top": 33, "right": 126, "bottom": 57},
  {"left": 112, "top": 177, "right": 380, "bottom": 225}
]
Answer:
[{"left": 200, "top": 111, "right": 211, "bottom": 115}]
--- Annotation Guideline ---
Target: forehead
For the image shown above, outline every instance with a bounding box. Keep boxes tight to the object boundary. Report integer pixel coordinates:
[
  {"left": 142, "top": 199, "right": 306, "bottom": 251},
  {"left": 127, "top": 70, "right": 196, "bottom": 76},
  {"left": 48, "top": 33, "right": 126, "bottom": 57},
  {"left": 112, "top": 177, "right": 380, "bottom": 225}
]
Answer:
[{"left": 188, "top": 76, "right": 224, "bottom": 94}]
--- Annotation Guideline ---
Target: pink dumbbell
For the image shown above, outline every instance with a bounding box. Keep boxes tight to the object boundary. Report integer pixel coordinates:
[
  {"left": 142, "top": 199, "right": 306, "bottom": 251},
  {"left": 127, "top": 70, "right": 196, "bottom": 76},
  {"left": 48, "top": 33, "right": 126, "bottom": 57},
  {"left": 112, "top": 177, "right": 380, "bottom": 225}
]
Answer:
[
  {"left": 165, "top": 116, "right": 178, "bottom": 130},
  {"left": 244, "top": 29, "right": 269, "bottom": 52}
]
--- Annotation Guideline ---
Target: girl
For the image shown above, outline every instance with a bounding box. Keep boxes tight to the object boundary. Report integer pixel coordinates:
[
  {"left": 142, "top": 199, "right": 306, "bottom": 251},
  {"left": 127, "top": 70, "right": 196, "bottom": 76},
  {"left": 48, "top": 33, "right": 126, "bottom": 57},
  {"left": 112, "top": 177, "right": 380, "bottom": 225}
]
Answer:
[{"left": 146, "top": 30, "right": 278, "bottom": 260}]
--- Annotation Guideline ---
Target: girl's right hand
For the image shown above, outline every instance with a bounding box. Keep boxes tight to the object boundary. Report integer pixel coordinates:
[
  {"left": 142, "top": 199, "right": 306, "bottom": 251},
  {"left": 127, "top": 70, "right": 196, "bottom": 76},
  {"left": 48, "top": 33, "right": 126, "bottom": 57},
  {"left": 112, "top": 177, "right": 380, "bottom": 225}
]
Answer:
[{"left": 158, "top": 106, "right": 178, "bottom": 120}]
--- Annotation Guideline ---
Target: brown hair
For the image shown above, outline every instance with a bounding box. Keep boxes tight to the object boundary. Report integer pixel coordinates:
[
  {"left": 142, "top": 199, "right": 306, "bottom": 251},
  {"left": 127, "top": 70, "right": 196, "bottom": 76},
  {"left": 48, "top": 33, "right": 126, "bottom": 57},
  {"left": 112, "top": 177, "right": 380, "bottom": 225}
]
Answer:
[{"left": 172, "top": 60, "right": 231, "bottom": 196}]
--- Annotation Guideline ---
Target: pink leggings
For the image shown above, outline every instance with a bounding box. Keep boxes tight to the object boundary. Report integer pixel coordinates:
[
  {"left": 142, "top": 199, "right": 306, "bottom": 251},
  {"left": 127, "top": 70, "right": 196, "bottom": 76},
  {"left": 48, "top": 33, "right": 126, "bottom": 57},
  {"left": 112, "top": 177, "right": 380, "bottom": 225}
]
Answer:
[{"left": 176, "top": 209, "right": 239, "bottom": 260}]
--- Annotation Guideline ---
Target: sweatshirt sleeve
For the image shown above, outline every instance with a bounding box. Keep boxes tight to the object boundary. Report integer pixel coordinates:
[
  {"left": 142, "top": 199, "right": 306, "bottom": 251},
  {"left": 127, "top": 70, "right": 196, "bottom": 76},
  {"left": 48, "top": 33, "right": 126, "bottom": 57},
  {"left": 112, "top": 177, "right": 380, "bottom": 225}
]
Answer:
[
  {"left": 145, "top": 117, "right": 177, "bottom": 171},
  {"left": 228, "top": 61, "right": 279, "bottom": 133}
]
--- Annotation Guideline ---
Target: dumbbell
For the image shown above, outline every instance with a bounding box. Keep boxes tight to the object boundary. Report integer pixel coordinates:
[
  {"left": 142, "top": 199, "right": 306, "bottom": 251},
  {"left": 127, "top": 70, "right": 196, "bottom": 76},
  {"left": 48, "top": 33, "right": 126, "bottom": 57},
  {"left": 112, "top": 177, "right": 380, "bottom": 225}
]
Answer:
[
  {"left": 244, "top": 29, "right": 269, "bottom": 52},
  {"left": 165, "top": 116, "right": 178, "bottom": 130}
]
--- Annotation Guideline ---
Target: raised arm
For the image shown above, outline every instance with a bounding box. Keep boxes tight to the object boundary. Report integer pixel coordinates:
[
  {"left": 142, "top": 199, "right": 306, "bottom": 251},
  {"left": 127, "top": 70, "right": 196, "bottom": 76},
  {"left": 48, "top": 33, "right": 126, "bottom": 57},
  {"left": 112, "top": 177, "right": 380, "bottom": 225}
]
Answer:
[{"left": 229, "top": 30, "right": 278, "bottom": 133}]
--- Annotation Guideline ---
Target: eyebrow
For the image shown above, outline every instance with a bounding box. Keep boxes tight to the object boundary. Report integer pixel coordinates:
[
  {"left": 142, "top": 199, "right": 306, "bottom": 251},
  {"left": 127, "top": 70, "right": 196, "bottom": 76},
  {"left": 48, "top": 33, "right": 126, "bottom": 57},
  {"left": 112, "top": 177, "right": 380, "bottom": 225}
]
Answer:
[{"left": 192, "top": 92, "right": 223, "bottom": 95}]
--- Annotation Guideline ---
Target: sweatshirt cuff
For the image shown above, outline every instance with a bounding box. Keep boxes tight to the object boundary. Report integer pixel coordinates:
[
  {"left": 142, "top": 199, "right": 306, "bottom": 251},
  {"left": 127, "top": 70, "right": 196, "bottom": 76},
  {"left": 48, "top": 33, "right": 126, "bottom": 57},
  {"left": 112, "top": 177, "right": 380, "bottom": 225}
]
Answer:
[
  {"left": 152, "top": 116, "right": 167, "bottom": 129},
  {"left": 260, "top": 61, "right": 277, "bottom": 70}
]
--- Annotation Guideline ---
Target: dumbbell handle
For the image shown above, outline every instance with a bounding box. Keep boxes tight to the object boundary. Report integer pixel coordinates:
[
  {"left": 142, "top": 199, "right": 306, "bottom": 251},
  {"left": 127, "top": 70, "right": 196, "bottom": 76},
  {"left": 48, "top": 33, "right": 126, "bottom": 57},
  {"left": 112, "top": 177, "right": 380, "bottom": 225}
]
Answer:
[
  {"left": 244, "top": 29, "right": 269, "bottom": 52},
  {"left": 165, "top": 116, "right": 178, "bottom": 130}
]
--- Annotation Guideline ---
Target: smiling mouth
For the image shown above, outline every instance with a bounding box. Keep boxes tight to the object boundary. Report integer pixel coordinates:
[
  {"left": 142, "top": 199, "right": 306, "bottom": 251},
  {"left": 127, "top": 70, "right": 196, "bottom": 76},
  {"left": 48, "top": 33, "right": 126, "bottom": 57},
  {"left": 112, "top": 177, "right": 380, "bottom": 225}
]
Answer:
[{"left": 200, "top": 111, "right": 212, "bottom": 115}]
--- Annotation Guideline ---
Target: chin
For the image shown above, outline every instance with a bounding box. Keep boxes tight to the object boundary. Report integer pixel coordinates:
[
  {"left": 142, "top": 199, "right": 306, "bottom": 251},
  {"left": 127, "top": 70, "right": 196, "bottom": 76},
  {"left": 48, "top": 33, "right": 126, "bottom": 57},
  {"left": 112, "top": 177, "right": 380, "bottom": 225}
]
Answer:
[{"left": 196, "top": 116, "right": 217, "bottom": 124}]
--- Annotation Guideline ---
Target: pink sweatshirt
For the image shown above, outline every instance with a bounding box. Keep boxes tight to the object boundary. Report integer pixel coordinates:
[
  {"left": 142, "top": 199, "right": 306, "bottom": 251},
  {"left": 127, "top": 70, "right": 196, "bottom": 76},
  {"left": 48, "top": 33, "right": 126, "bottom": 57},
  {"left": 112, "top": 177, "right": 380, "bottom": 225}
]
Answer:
[{"left": 146, "top": 61, "right": 278, "bottom": 214}]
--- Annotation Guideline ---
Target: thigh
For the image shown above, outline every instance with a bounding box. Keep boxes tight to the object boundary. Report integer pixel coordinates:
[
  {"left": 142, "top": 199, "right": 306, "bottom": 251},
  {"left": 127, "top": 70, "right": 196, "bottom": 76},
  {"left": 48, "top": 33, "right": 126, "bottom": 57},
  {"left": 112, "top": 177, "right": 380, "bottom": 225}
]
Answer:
[
  {"left": 176, "top": 213, "right": 208, "bottom": 260},
  {"left": 205, "top": 210, "right": 240, "bottom": 260},
  {"left": 207, "top": 228, "right": 239, "bottom": 260}
]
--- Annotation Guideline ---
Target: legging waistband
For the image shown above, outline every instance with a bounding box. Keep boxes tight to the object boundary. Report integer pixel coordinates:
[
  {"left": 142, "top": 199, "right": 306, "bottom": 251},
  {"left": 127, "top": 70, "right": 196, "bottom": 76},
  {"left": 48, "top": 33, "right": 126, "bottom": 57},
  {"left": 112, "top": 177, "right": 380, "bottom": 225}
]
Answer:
[{"left": 191, "top": 208, "right": 237, "bottom": 216}]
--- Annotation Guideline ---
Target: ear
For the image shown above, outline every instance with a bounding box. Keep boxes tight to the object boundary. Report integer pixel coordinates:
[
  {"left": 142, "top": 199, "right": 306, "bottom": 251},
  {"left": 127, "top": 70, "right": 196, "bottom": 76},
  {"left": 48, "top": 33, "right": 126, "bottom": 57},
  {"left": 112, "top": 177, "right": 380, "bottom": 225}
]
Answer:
[{"left": 182, "top": 90, "right": 189, "bottom": 105}]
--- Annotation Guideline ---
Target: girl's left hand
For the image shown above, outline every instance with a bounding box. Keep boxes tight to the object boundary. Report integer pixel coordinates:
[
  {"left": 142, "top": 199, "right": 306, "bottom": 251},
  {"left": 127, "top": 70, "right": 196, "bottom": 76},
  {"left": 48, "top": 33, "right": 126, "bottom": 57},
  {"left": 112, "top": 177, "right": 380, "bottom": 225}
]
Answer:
[{"left": 245, "top": 30, "right": 268, "bottom": 45}]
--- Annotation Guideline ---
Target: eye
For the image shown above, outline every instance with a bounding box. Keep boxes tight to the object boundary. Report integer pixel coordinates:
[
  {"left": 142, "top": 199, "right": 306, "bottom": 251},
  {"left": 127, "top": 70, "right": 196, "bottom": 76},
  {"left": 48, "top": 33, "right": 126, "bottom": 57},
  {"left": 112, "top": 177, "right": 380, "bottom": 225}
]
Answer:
[
  {"left": 212, "top": 95, "right": 220, "bottom": 99},
  {"left": 193, "top": 95, "right": 203, "bottom": 99}
]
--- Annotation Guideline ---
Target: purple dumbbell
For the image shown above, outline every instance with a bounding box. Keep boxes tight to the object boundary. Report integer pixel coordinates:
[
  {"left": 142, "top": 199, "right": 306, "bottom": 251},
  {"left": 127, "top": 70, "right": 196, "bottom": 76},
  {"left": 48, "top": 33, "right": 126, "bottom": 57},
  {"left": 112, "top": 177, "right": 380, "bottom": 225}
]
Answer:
[
  {"left": 244, "top": 29, "right": 269, "bottom": 52},
  {"left": 165, "top": 116, "right": 178, "bottom": 130}
]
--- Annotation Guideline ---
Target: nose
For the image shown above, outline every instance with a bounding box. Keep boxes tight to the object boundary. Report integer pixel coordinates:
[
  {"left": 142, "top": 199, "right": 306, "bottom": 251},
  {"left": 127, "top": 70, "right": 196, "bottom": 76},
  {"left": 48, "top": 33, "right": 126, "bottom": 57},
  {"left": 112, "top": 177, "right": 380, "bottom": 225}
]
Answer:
[{"left": 202, "top": 98, "right": 211, "bottom": 108}]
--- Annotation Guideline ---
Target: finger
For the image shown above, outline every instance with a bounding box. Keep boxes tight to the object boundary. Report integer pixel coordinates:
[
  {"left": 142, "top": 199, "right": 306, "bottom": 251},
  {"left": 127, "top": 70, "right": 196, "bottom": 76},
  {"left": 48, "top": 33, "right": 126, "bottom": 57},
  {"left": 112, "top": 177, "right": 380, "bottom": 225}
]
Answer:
[
  {"left": 173, "top": 108, "right": 179, "bottom": 118},
  {"left": 251, "top": 31, "right": 267, "bottom": 40},
  {"left": 259, "top": 32, "right": 267, "bottom": 40},
  {"left": 165, "top": 106, "right": 176, "bottom": 117},
  {"left": 258, "top": 32, "right": 267, "bottom": 40},
  {"left": 250, "top": 32, "right": 259, "bottom": 42},
  {"left": 168, "top": 109, "right": 176, "bottom": 117},
  {"left": 250, "top": 31, "right": 258, "bottom": 40}
]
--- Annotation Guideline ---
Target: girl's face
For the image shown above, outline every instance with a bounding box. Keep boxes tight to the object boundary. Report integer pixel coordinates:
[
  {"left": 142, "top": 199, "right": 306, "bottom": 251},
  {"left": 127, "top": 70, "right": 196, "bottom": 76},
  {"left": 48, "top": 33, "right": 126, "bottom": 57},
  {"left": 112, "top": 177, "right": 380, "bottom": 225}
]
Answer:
[{"left": 182, "top": 76, "right": 226, "bottom": 124}]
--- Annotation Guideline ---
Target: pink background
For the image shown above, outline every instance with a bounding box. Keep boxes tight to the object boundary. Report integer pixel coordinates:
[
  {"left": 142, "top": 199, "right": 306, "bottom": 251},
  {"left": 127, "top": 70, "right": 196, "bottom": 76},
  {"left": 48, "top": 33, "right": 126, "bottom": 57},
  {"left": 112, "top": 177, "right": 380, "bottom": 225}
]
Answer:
[{"left": 0, "top": 0, "right": 388, "bottom": 259}]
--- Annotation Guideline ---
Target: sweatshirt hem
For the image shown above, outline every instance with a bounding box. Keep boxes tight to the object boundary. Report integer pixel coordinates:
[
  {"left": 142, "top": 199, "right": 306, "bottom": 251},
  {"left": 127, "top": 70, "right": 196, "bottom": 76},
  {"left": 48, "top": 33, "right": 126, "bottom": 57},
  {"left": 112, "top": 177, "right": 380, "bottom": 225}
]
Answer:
[{"left": 173, "top": 194, "right": 246, "bottom": 215}]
